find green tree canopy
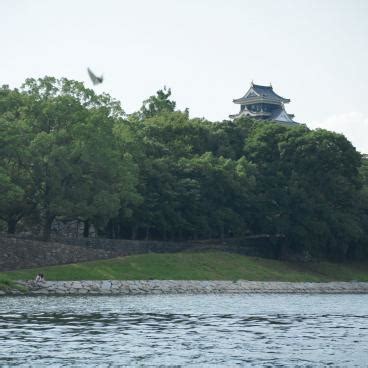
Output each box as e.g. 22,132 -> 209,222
0,78 -> 367,261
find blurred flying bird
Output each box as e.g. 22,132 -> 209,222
87,68 -> 103,85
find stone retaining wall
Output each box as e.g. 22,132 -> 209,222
2,280 -> 368,295
0,235 -> 267,271
0,236 -> 198,271
51,236 -> 195,252
50,236 -> 275,258
0,237 -> 118,271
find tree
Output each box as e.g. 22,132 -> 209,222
244,121 -> 363,259
19,77 -> 138,240
137,87 -> 176,120
177,153 -> 257,240
354,155 -> 368,258
0,87 -> 35,233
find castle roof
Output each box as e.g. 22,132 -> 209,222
229,106 -> 298,124
233,83 -> 290,104
269,107 -> 296,124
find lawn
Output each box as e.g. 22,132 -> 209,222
1,251 -> 368,282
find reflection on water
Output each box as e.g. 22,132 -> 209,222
0,294 -> 367,366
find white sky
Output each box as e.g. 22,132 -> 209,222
1,0 -> 368,152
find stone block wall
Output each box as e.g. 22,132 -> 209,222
4,280 -> 368,296
0,236 -> 201,272
0,235 -> 271,272
0,237 -> 117,272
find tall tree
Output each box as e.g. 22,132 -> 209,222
20,77 -> 137,240
0,86 -> 35,233
244,122 -> 362,259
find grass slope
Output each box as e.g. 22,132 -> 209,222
1,252 -> 368,282
0,277 -> 27,292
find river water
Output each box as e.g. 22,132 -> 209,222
0,294 -> 367,366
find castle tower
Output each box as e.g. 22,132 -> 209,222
230,82 -> 298,124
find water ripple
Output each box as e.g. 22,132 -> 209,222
0,294 -> 367,366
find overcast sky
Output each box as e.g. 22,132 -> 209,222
2,0 -> 368,152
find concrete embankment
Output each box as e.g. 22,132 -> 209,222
1,280 -> 368,295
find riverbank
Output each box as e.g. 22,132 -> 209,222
1,280 -> 368,295
2,252 -> 368,282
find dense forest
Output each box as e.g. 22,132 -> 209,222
1,77 -> 367,260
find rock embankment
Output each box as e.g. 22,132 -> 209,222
1,280 -> 368,295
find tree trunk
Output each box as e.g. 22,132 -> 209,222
178,229 -> 183,242
145,226 -> 150,241
83,220 -> 90,238
276,239 -> 288,260
105,220 -> 113,238
131,225 -> 137,240
113,223 -> 118,239
7,218 -> 17,234
42,214 -> 55,241
220,224 -> 225,242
